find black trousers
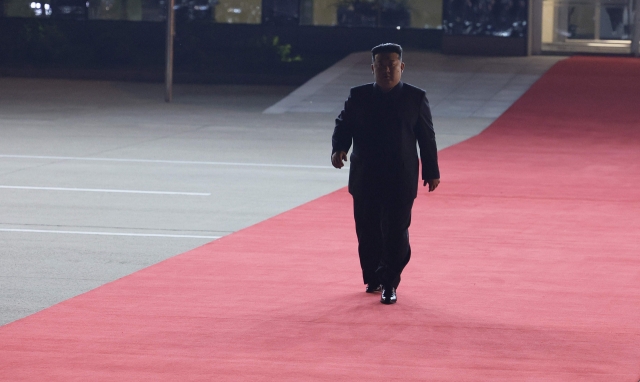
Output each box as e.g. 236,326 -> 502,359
353,196 -> 413,289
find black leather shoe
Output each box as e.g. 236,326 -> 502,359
366,283 -> 382,293
381,286 -> 397,304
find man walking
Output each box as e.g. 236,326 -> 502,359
331,43 -> 440,304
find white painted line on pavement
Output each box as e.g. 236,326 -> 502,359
0,185 -> 210,196
0,155 -> 340,170
0,228 -> 221,239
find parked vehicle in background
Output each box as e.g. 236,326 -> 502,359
174,0 -> 217,22
50,0 -> 89,19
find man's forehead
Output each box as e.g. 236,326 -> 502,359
374,52 -> 401,61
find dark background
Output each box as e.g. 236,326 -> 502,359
0,18 -> 442,84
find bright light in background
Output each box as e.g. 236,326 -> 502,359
31,1 -> 53,15
587,42 -> 630,47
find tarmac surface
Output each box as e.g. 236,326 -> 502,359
0,51 -> 563,326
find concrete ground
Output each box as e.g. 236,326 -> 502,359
0,51 -> 564,326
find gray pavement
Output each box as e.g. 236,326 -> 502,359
267,51 -> 564,148
0,51 -> 564,326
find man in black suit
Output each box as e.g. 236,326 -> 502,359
331,43 -> 440,305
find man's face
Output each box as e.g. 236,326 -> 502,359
372,52 -> 405,92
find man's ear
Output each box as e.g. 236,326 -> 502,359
400,62 -> 405,72
371,63 -> 374,74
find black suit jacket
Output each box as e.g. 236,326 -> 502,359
332,82 -> 440,202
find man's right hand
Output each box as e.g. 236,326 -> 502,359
331,151 -> 348,169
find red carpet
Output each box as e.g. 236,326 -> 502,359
1,56 -> 639,381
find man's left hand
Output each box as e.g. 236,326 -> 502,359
423,179 -> 440,192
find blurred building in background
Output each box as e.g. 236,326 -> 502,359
4,0 -> 444,26
534,0 -> 635,53
1,0 -> 638,55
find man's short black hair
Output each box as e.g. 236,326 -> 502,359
371,43 -> 403,62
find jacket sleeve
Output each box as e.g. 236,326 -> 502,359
415,93 -> 440,180
332,91 -> 354,155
